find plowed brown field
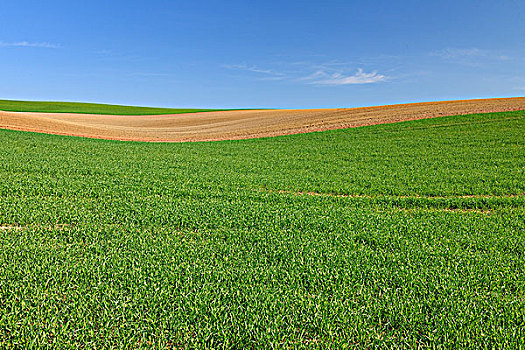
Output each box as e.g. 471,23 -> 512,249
1,97 -> 524,142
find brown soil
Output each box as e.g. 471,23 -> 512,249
1,97 -> 524,142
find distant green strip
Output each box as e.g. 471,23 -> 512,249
0,99 -> 234,115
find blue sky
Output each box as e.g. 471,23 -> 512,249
1,0 -> 524,108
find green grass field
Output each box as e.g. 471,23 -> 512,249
0,99 -> 229,115
0,111 -> 524,348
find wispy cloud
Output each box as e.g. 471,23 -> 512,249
258,76 -> 287,81
0,41 -> 60,48
129,72 -> 170,78
224,62 -> 387,86
431,48 -> 510,62
432,48 -> 485,59
223,64 -> 285,77
306,68 -> 386,85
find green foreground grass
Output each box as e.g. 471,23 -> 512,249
0,111 -> 524,348
0,99 -> 228,115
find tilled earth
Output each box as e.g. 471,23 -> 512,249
1,97 -> 524,142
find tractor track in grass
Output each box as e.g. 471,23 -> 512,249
264,189 -> 525,199
1,97 -> 524,142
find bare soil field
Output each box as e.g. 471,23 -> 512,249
1,97 -> 524,142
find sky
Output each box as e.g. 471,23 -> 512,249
1,0 -> 525,109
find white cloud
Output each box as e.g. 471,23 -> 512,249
224,62 -> 387,86
0,41 -> 60,48
129,72 -> 170,78
431,48 -> 510,62
223,64 -> 284,76
432,48 -> 485,59
309,68 -> 386,85
259,76 -> 287,81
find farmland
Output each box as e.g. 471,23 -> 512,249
1,97 -> 525,142
0,110 -> 524,348
0,99 -> 225,115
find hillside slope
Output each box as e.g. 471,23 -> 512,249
1,97 -> 524,141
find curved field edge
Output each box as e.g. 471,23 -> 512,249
1,97 -> 524,142
0,99 -> 237,115
0,110 -> 524,348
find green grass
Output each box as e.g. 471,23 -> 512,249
0,99 -> 232,115
0,111 -> 524,348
